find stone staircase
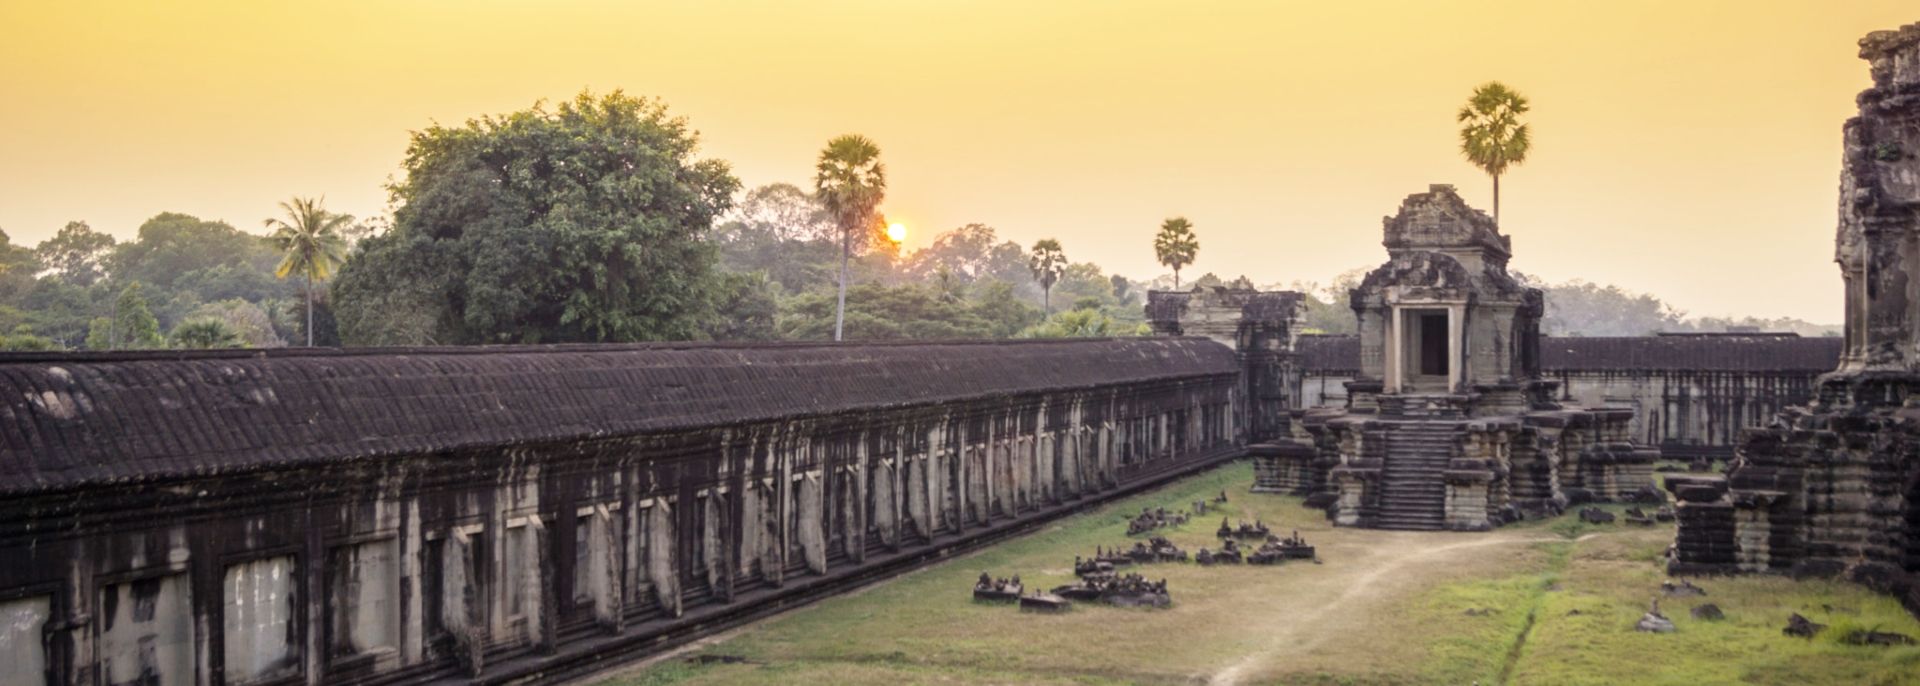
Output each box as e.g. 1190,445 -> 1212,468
1375,421 -> 1457,530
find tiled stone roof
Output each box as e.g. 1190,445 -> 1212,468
0,338 -> 1237,495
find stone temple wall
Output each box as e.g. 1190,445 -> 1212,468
0,339 -> 1245,685
1295,333 -> 1842,460
1669,23 -> 1920,619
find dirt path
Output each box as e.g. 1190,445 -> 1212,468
1205,530 -> 1574,686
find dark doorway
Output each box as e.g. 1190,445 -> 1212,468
1418,312 -> 1449,376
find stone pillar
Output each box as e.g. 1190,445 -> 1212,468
1733,503 -> 1773,573
1387,306 -> 1404,393
1448,304 -> 1464,392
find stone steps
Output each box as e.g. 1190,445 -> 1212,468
1373,421 -> 1457,531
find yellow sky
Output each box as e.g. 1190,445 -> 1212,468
2,1 -> 1912,323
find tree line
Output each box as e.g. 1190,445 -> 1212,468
0,92 -> 1213,351
0,85 -> 1830,351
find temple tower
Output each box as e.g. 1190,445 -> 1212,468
1670,26 -> 1920,617
1347,184 -> 1546,416
1262,185 -> 1656,531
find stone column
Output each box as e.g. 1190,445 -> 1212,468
1447,304 -> 1464,392
1387,306 -> 1403,393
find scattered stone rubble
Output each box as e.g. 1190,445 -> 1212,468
973,572 -> 1023,602
1217,518 -> 1272,540
1660,579 -> 1706,597
1690,604 -> 1725,621
1634,599 -> 1676,633
1126,507 -> 1190,536
1249,531 -> 1317,565
1783,613 -> 1827,639
1196,539 -> 1244,566
1578,507 -> 1615,525
1841,628 -> 1917,646
1052,573 -> 1173,609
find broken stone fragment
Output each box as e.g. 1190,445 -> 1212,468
1783,613 -> 1826,638
1661,579 -> 1707,597
1635,612 -> 1676,633
1690,604 -> 1724,621
1840,629 -> 1916,646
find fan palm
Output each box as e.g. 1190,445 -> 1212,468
1457,82 -> 1532,225
813,135 -> 887,341
1029,239 -> 1067,314
264,196 -> 352,346
1153,217 -> 1200,288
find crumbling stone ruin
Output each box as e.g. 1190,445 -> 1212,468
973,573 -> 1023,602
0,338 -> 1246,684
1217,518 -> 1272,540
1197,185 -> 1660,530
1019,591 -> 1071,613
1668,24 -> 1920,620
1051,573 -> 1172,608
1250,530 -> 1317,565
1125,506 -> 1189,535
1195,540 -> 1244,565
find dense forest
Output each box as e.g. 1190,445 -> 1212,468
0,91 -> 1834,352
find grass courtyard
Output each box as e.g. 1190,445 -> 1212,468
596,461 -> 1920,685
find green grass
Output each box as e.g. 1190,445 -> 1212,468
596,461 -> 1920,686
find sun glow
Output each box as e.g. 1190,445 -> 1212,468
886,222 -> 907,244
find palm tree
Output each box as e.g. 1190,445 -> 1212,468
813,135 -> 887,342
1457,82 -> 1532,225
264,196 -> 352,346
169,318 -> 244,349
1153,217 -> 1200,288
1028,239 -> 1067,315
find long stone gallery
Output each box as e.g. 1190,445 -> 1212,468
4,22 -> 1920,686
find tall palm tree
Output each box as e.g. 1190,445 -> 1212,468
1457,82 -> 1532,225
1153,217 -> 1200,288
813,135 -> 887,341
264,196 -> 352,346
1028,239 -> 1067,315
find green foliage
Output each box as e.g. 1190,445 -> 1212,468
0,228 -> 42,305
705,271 -> 779,341
333,90 -> 740,344
1020,306 -> 1118,338
814,134 -> 887,340
715,184 -> 840,294
777,282 -> 1039,341
34,221 -> 116,286
111,213 -> 288,314
187,299 -> 286,348
1027,239 -> 1067,313
168,318 -> 245,349
1458,81 -> 1532,221
265,196 -> 353,346
814,135 -> 888,253
0,325 -> 58,352
91,282 -> 164,350
1153,217 -> 1200,288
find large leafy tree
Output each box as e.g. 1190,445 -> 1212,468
1457,82 -> 1532,225
813,134 -> 886,342
1153,217 -> 1199,289
1028,239 -> 1067,314
35,221 -> 116,286
332,90 -> 739,344
87,282 -> 163,350
264,197 -> 352,346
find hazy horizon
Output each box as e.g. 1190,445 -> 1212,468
4,0 -> 1914,324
